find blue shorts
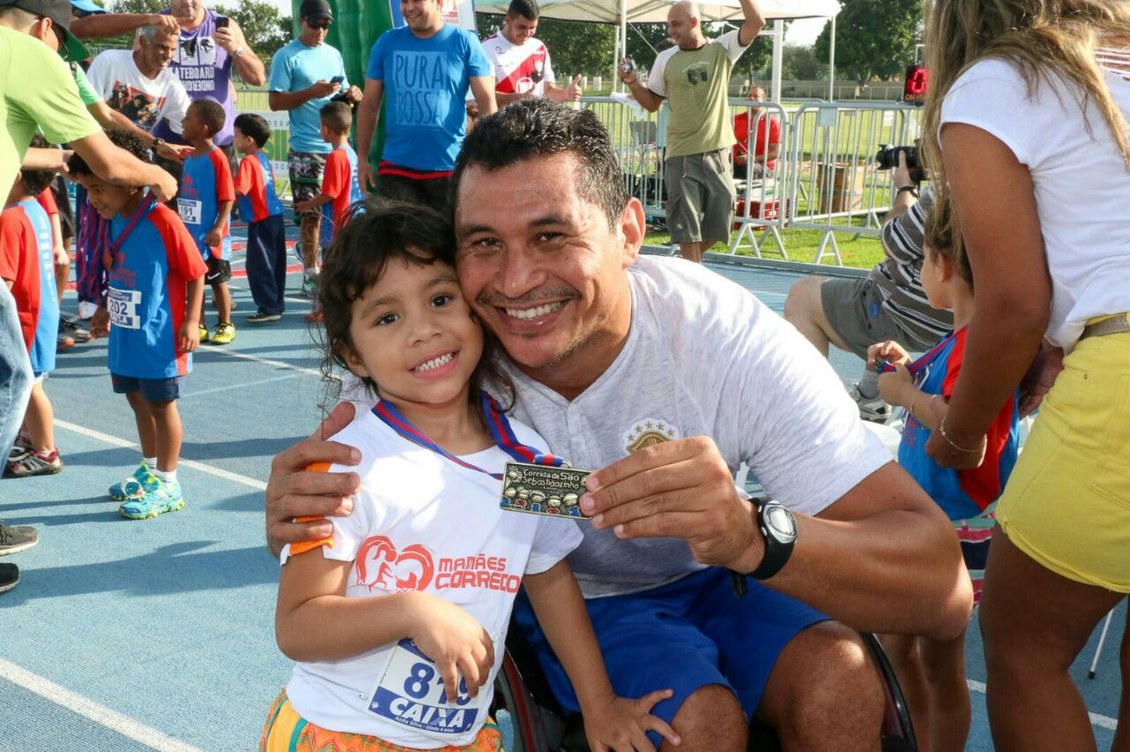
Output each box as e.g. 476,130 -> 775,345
513,568 -> 828,743
111,373 -> 180,402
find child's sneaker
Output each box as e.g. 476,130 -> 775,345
300,273 -> 318,298
119,479 -> 184,520
210,322 -> 236,344
5,448 -> 63,478
7,433 -> 32,462
108,462 -> 158,501
198,323 -> 210,342
849,384 -> 891,424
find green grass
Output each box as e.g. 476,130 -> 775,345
645,224 -> 886,270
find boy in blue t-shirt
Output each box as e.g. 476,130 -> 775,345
233,114 -> 287,324
69,131 -> 207,520
0,163 -> 63,478
179,100 -> 237,345
868,205 -> 1019,752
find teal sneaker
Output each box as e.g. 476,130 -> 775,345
108,462 -> 158,501
119,479 -> 184,520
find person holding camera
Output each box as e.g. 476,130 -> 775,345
783,151 -> 953,422
71,0 -> 266,158
618,0 -> 765,263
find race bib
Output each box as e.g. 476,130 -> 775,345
177,198 -> 202,225
367,638 -> 487,740
107,287 -> 142,329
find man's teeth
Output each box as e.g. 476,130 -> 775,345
415,353 -> 454,372
506,302 -> 562,320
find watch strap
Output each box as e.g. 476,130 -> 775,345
749,500 -> 795,580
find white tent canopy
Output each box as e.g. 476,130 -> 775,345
475,0 -> 841,100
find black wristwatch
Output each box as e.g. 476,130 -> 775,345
749,499 -> 797,580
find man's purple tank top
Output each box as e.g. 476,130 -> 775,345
153,8 -> 235,146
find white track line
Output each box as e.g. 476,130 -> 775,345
182,373 -> 300,398
194,344 -> 323,378
55,420 -> 267,491
0,658 -> 204,752
966,679 -> 1117,730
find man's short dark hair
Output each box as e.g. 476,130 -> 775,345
189,99 -> 225,137
507,0 -> 539,20
234,113 -> 272,148
320,101 -> 352,135
451,99 -> 629,225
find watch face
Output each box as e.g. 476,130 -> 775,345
765,504 -> 797,542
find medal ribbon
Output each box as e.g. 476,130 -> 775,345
101,192 -> 156,271
372,391 -> 566,479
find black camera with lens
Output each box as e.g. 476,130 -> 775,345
875,144 -> 927,183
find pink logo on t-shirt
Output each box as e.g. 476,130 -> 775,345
356,536 -> 435,592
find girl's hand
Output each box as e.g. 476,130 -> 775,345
582,690 -> 681,751
866,340 -> 911,370
178,320 -> 200,353
409,596 -> 495,703
876,361 -> 913,405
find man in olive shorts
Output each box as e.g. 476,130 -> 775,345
617,0 -> 764,262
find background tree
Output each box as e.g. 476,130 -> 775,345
781,44 -> 826,80
813,0 -> 920,84
213,0 -> 290,61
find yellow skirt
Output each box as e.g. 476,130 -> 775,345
995,330 -> 1130,592
260,690 -> 504,752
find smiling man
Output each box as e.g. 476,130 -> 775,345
481,0 -> 581,105
354,0 -> 496,209
266,99 -> 972,752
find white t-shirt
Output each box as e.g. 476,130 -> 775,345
86,49 -> 189,135
941,56 -> 1130,349
481,32 -> 555,97
505,256 -> 892,598
281,407 -> 582,745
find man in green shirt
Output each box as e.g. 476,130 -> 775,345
619,0 -> 764,262
0,0 -> 178,595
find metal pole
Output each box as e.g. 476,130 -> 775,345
828,15 -> 836,101
770,20 -> 783,102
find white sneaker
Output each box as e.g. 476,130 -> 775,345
849,385 -> 891,424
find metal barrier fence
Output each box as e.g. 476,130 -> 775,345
230,87 -> 923,265
785,101 -> 924,264
572,95 -> 925,264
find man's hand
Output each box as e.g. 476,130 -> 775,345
265,402 -> 363,556
617,57 -> 637,85
156,142 -> 193,163
212,24 -> 246,54
308,80 -> 340,99
565,74 -> 583,101
148,169 -> 178,203
149,13 -> 180,35
358,160 -> 375,193
293,199 -> 313,214
579,436 -> 762,573
893,151 -> 915,189
344,85 -> 363,103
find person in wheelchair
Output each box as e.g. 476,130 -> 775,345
260,201 -> 678,752
266,100 -> 973,752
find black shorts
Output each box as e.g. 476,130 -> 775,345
205,257 -> 231,284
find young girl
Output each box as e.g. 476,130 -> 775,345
261,200 -> 678,752
867,208 -> 1018,752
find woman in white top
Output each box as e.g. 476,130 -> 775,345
920,1 -> 1130,749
